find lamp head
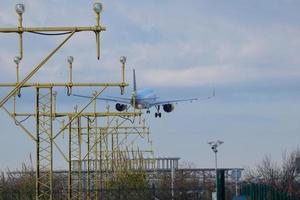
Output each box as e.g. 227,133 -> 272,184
120,56 -> 127,64
93,3 -> 103,14
14,56 -> 21,64
15,3 -> 25,14
67,56 -> 74,64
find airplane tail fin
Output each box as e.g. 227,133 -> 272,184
206,88 -> 215,99
133,69 -> 137,93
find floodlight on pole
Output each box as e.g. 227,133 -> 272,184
120,56 -> 127,64
14,56 -> 21,83
208,140 -> 224,196
93,3 -> 103,60
67,56 -> 74,95
93,3 -> 103,14
15,4 -> 25,15
120,56 -> 127,95
67,56 -> 74,64
15,4 -> 25,59
14,56 -> 21,65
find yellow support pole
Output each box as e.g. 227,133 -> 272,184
35,88 -> 40,200
68,116 -> 72,200
12,111 -> 141,118
17,11 -> 23,60
0,82 -> 128,87
87,117 -> 91,200
35,87 -> 53,200
0,26 -> 106,33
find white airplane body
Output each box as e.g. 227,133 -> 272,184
74,69 -> 214,118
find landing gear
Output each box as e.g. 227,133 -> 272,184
155,113 -> 161,118
155,105 -> 162,118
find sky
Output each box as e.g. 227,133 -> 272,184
0,0 -> 300,171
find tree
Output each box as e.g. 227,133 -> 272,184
245,149 -> 300,197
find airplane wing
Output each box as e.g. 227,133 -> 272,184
151,98 -> 199,106
72,94 -> 132,105
151,89 -> 215,106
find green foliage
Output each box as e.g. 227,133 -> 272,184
104,170 -> 151,200
106,170 -> 148,189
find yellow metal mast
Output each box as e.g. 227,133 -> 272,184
36,87 -> 54,200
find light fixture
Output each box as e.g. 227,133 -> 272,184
14,56 -> 21,64
120,56 -> 127,64
208,140 -> 224,195
93,3 -> 103,14
67,56 -> 74,64
15,3 -> 25,14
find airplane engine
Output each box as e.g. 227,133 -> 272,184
163,104 -> 174,113
115,103 -> 127,112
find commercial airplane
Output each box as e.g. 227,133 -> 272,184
73,69 -> 214,118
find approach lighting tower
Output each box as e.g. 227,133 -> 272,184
0,3 -> 142,200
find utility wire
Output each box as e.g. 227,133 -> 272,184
28,31 -> 74,36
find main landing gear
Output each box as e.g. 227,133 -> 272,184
155,105 -> 162,118
155,113 -> 162,118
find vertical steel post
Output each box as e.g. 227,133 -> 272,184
215,151 -> 218,196
95,12 -> 100,60
36,88 -> 40,200
35,87 -> 53,200
171,166 -> 175,200
87,117 -> 90,200
69,114 -> 82,200
68,116 -> 72,200
216,169 -> 225,200
77,117 -> 82,200
17,12 -> 23,59
50,88 -> 53,200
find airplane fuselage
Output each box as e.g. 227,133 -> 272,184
133,88 -> 158,109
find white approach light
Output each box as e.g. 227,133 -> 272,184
93,3 -> 103,14
120,56 -> 127,64
15,3 -> 25,14
14,56 -> 21,64
67,56 -> 74,64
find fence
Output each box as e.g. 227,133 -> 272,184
240,183 -> 300,200
0,187 -> 209,200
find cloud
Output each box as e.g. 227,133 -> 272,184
1,0 -> 300,89
137,64 -> 300,87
